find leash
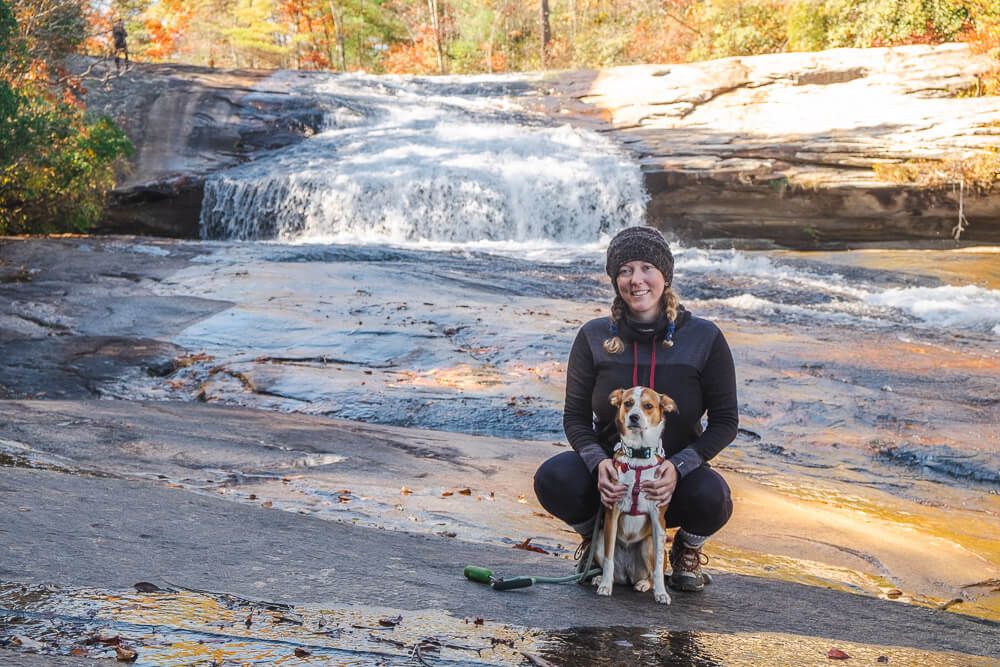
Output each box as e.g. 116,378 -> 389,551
463,511 -> 603,591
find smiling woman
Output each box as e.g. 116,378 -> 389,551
533,225 -> 739,594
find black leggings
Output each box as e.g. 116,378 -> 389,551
533,451 -> 733,537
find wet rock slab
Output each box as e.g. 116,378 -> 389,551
1,429 -> 998,665
0,237 -> 228,400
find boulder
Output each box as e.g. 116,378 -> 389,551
540,44 -> 1000,246
76,58 -> 325,237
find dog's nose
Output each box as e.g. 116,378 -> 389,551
628,413 -> 640,424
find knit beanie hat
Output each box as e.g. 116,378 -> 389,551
605,226 -> 674,290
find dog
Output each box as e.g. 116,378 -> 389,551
593,386 -> 678,604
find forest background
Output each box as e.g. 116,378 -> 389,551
1,0 -> 999,233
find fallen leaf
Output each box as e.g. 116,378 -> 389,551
293,648 -> 311,657
437,530 -> 457,538
474,617 -> 484,625
400,486 -> 412,495
378,615 -> 402,627
513,538 -> 549,554
134,581 -> 162,593
336,489 -> 351,494
248,494 -> 257,500
517,494 -> 527,504
245,611 -> 253,628
338,495 -> 351,503
441,490 -> 454,497
458,488 -> 472,495
877,657 -> 889,663
115,646 -> 138,662
69,647 -> 88,657
827,647 -> 850,660
885,589 -> 902,598
938,598 -> 964,610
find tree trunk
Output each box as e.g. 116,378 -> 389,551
427,0 -> 446,74
328,0 -> 346,71
540,0 -> 551,68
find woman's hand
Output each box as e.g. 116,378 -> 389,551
596,459 -> 627,509
640,461 -> 678,507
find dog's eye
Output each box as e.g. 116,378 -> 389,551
643,403 -> 653,409
624,400 -> 633,408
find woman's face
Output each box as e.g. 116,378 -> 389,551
616,260 -> 666,321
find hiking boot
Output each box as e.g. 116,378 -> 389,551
668,539 -> 709,592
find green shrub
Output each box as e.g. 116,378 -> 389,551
0,0 -> 132,235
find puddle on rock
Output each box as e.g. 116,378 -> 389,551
0,582 -> 533,665
1,582 -> 994,666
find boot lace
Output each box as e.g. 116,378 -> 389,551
672,544 -> 709,572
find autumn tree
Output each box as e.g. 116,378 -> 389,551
1,0 -> 131,233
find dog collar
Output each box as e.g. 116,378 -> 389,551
617,445 -> 653,459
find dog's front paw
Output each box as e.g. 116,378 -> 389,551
596,581 -> 613,597
633,579 -> 652,592
654,590 -> 671,605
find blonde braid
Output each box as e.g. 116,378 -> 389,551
602,295 -> 627,354
662,287 -> 679,348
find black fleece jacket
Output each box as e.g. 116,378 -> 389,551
562,308 -> 739,478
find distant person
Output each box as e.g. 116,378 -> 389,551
533,226 -> 738,593
112,19 -> 129,72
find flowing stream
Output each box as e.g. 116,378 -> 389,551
145,69 -> 1000,526
200,71 -> 646,243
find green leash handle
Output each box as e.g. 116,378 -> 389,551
463,566 -> 493,584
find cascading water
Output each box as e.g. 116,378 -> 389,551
200,72 -> 648,243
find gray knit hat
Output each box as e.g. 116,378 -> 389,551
605,226 -> 674,289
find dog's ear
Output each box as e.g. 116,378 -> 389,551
609,389 -> 624,407
659,394 -> 678,413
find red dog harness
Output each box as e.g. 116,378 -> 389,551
615,451 -> 665,516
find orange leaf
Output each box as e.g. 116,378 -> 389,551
400,486 -> 412,495
513,538 -> 548,554
827,648 -> 850,660
457,488 -> 472,495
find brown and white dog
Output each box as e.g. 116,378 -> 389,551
594,386 -> 678,604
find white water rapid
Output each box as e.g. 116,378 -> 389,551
200,72 -> 647,243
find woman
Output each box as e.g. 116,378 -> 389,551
533,225 -> 738,592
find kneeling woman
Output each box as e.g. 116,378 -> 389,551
534,226 -> 738,592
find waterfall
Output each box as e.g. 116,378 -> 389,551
200,72 -> 648,244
